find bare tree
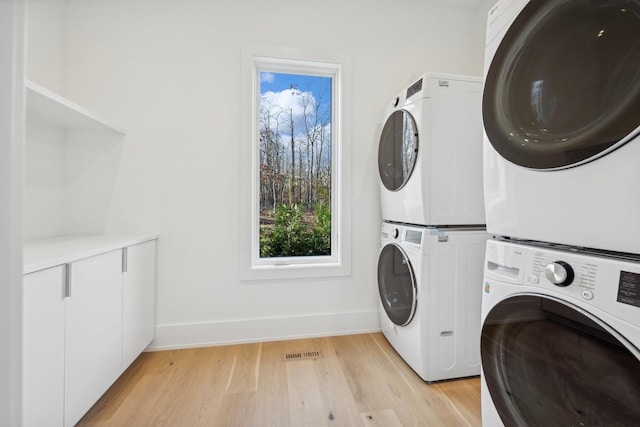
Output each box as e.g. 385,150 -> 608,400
259,97 -> 286,211
259,79 -> 331,212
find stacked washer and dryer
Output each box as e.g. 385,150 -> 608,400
481,0 -> 640,425
376,73 -> 490,382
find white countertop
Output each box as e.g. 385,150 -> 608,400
24,234 -> 159,274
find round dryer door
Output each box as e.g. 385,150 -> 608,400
378,110 -> 419,191
481,295 -> 640,426
483,0 -> 640,170
377,243 -> 417,326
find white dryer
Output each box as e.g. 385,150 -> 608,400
378,73 -> 485,226
481,238 -> 640,426
482,0 -> 640,254
377,221 -> 489,382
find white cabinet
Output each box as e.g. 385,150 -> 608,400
22,235 -> 157,427
22,266 -> 66,427
65,250 -> 124,427
122,240 -> 157,368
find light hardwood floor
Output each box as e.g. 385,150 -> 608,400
78,333 -> 481,426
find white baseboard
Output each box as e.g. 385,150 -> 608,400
148,309 -> 381,351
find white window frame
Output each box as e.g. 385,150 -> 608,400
240,45 -> 351,281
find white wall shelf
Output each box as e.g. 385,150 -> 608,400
26,79 -> 126,135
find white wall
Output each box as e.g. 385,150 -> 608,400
24,1 -> 68,240
26,0 -> 495,349
26,0 -> 67,94
0,1 -> 24,424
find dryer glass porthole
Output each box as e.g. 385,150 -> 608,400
378,110 -> 419,191
483,0 -> 640,170
481,295 -> 640,426
377,243 -> 417,326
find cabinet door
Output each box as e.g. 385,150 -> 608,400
23,266 -> 66,427
64,250 -> 123,427
122,240 -> 157,368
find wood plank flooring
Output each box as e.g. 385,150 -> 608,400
78,333 -> 481,426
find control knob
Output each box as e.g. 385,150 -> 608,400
544,261 -> 574,287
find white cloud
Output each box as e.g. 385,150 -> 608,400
260,89 -> 319,139
260,90 -> 332,168
260,72 -> 276,84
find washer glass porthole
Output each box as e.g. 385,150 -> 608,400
377,243 -> 417,326
378,110 -> 419,191
481,295 -> 640,426
483,0 -> 640,170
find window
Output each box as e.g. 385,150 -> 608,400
258,71 -> 332,258
240,46 -> 351,280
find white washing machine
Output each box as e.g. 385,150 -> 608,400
378,73 -> 485,226
377,221 -> 489,382
482,0 -> 640,254
481,238 -> 640,426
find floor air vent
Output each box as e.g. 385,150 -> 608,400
284,351 -> 321,361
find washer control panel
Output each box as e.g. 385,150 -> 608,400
485,238 -> 640,329
530,251 -> 598,300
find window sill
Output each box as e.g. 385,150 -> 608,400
240,260 -> 351,282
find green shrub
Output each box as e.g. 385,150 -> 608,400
310,203 -> 331,255
260,203 -> 331,257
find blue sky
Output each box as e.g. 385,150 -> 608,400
259,72 -> 332,145
260,72 -> 332,107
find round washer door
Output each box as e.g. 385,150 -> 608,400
377,243 -> 417,326
481,294 -> 640,426
483,0 -> 640,170
378,110 -> 419,191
